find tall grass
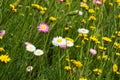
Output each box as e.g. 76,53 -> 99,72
0,0 -> 120,80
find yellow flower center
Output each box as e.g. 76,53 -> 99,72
57,39 -> 62,42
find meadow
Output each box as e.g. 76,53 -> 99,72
0,0 -> 120,80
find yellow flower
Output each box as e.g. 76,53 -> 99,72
75,45 -> 80,48
90,26 -> 96,30
102,55 -> 110,60
49,16 -> 57,21
80,2 -> 89,9
0,36 -> 3,39
10,4 -> 15,9
88,16 -> 96,21
113,64 -> 118,72
81,19 -> 86,24
99,46 -> 107,51
40,10 -> 45,15
116,71 -> 120,75
79,77 -> 87,80
114,42 -> 120,49
102,37 -> 112,42
109,2 -> 113,6
88,9 -> 95,13
72,61 -> 83,68
116,52 -> 120,56
65,37 -> 74,42
64,66 -> 71,70
93,68 -> 102,75
0,47 -> 5,52
0,54 -> 11,63
116,0 -> 120,3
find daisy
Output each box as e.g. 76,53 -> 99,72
52,36 -> 66,46
37,23 -> 49,33
0,30 -> 5,39
93,0 -> 102,5
78,28 -> 89,34
66,40 -> 74,47
34,49 -> 44,56
90,48 -> 97,55
26,44 -> 36,52
26,66 -> 33,72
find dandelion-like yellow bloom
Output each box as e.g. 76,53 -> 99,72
49,16 -> 57,21
102,37 -> 112,42
88,9 -> 95,13
81,19 -> 86,24
79,77 -> 87,80
116,52 -> 120,56
0,54 -> 11,63
64,66 -> 71,70
93,68 -> 102,75
73,61 -> 83,68
99,46 -> 107,51
88,16 -> 96,21
114,42 -> 120,49
0,47 -> 4,52
113,64 -> 118,72
90,26 -> 96,30
116,0 -> 120,3
109,2 -> 113,6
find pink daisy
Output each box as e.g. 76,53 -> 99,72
90,48 -> 97,55
93,0 -> 102,5
37,23 -> 49,33
0,30 -> 5,39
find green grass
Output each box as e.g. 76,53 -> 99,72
0,0 -> 120,80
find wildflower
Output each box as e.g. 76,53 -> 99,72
113,64 -> 118,72
34,49 -> 44,56
78,11 -> 83,15
102,55 -> 110,60
116,52 -> 120,56
49,16 -> 57,21
81,19 -> 86,24
72,61 -> 83,68
88,16 -> 96,21
93,0 -> 102,5
116,0 -> 120,3
88,9 -> 95,13
102,37 -> 112,42
65,37 -> 74,47
59,0 -> 64,2
9,4 -> 17,12
79,77 -> 87,80
90,48 -> 97,55
116,71 -> 120,75
37,23 -> 49,33
90,26 -> 96,30
78,28 -> 89,34
64,66 -> 71,70
80,2 -> 89,9
0,30 -> 5,39
40,10 -> 45,15
0,54 -> 11,63
93,68 -> 102,75
25,42 -> 36,52
26,66 -> 33,72
52,36 -> 66,46
0,47 -> 4,52
109,2 -> 113,6
98,46 -> 107,51
114,42 -> 120,49
75,45 -> 80,48
115,31 -> 120,36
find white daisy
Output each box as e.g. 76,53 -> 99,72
66,40 -> 74,47
78,11 -> 83,15
26,66 -> 33,72
26,44 -> 36,52
34,49 -> 44,56
78,28 -> 89,34
52,36 -> 66,46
